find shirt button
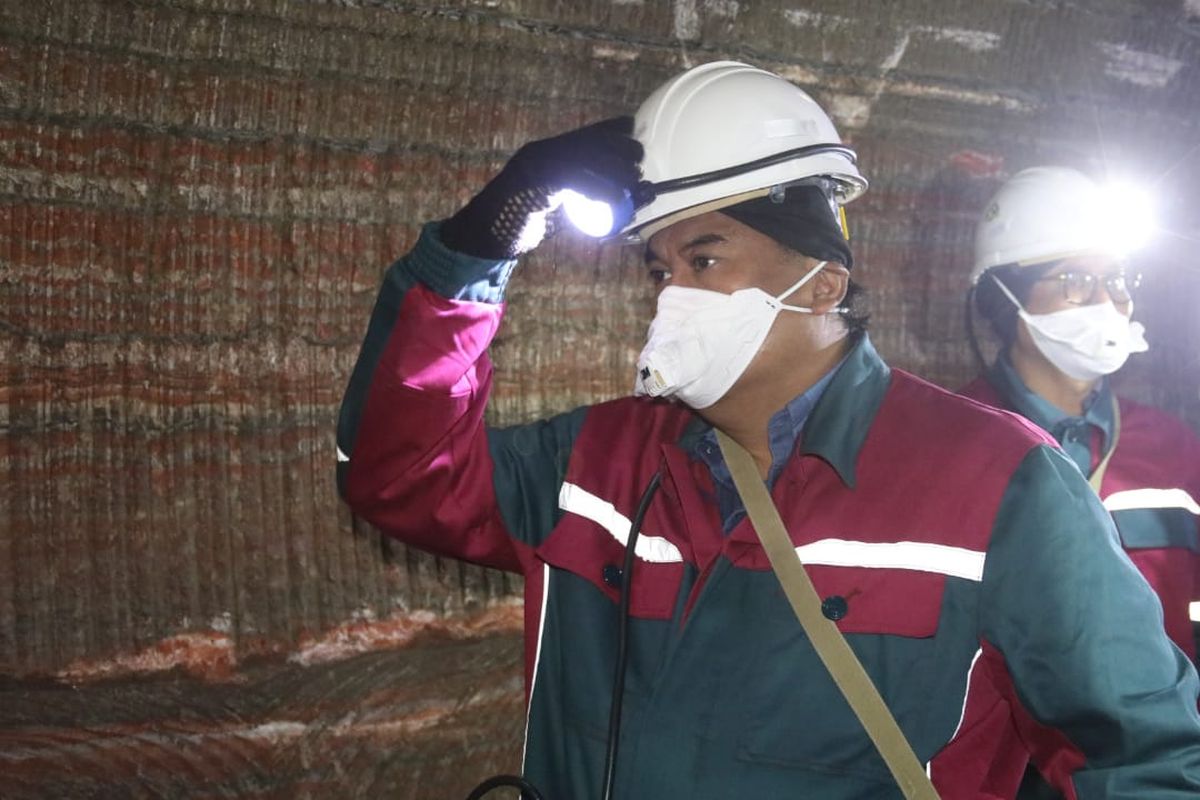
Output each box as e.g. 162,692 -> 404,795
602,564 -> 624,589
821,595 -> 849,621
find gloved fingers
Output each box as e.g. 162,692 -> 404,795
563,116 -> 643,172
441,116 -> 643,257
578,115 -> 634,136
557,159 -> 640,205
538,115 -> 636,151
573,116 -> 643,170
584,133 -> 644,181
513,116 -> 643,194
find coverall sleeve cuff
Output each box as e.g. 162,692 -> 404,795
406,221 -> 517,304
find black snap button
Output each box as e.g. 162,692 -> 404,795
602,564 -> 624,589
821,595 -> 848,621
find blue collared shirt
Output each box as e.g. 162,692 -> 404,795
986,354 -> 1116,476
691,356 -> 847,534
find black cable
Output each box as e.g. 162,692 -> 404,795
601,472 -> 663,800
464,774 -> 547,800
646,143 -> 858,196
464,472 -> 662,800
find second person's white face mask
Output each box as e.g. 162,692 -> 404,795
992,277 -> 1148,382
634,261 -> 837,409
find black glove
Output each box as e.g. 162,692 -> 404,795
440,117 -> 644,259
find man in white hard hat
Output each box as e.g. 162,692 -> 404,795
960,165 -> 1200,798
338,63 -> 1200,799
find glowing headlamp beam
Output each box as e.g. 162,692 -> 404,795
552,186 -> 638,239
559,189 -> 616,238
1090,180 -> 1156,257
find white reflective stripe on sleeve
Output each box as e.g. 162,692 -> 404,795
1103,488 -> 1200,515
522,562 -> 551,770
557,482 -> 683,563
336,446 -> 350,463
795,539 -> 987,581
933,646 -> 983,786
950,648 -> 984,740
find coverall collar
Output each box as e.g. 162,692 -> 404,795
986,352 -> 1115,454
678,334 -> 890,489
798,333 -> 890,487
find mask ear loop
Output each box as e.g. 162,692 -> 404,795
775,261 -> 849,315
989,273 -> 1026,312
991,271 -> 1088,348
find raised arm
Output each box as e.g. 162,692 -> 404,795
336,119 -> 642,573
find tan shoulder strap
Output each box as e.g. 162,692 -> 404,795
1088,395 -> 1121,494
716,430 -> 940,800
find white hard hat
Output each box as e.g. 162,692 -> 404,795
971,166 -> 1154,283
622,61 -> 867,242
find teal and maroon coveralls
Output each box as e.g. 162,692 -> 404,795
338,224 -> 1200,799
961,360 -> 1200,662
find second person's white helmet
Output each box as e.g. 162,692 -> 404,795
971,166 -> 1155,283
622,61 -> 867,241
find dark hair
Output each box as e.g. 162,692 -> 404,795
842,279 -> 870,339
967,261 -> 1058,368
972,262 -> 1056,346
777,242 -> 869,338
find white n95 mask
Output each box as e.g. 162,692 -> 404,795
635,261 -> 837,409
992,277 -> 1148,382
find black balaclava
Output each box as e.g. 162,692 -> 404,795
719,184 -> 853,269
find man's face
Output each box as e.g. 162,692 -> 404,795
639,210 -> 850,406
1021,253 -> 1137,318
643,210 -> 835,301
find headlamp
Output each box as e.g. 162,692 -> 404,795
556,185 -> 641,239
560,144 -> 858,241
1091,180 -> 1155,257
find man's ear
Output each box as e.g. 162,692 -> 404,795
810,264 -> 850,314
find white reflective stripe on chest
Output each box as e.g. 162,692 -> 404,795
1103,488 -> 1200,515
558,481 -> 988,577
796,539 -> 987,581
557,482 -> 684,563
